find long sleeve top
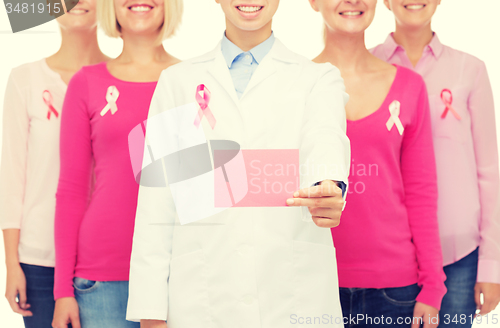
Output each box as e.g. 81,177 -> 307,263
372,34 -> 500,284
0,59 -> 67,267
54,62 -> 156,299
331,65 -> 447,310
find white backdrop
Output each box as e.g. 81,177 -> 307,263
1,0 -> 499,326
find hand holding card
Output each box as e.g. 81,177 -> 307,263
286,180 -> 344,228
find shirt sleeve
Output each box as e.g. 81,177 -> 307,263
126,70 -> 176,322
401,78 -> 447,310
299,64 -> 350,221
469,61 -> 500,284
0,70 -> 28,231
299,64 -> 350,190
54,69 -> 93,300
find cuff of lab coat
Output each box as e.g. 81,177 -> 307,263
126,309 -> 168,323
302,179 -> 348,222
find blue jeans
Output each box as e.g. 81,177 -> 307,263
20,263 -> 55,328
438,248 -> 479,328
340,283 -> 421,328
73,277 -> 140,328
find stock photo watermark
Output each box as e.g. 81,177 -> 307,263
289,313 -> 500,326
3,0 -> 76,32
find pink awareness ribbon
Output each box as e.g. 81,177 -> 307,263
43,90 -> 59,120
100,86 -> 120,116
194,84 -> 216,129
440,89 -> 461,120
386,100 -> 404,135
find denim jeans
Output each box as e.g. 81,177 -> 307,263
73,277 -> 140,328
340,283 -> 421,328
20,263 -> 55,328
438,248 -> 479,328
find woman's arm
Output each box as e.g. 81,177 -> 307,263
401,77 -> 447,310
3,229 -> 32,316
52,68 -> 93,328
0,69 -> 32,316
54,69 -> 93,300
469,61 -> 500,315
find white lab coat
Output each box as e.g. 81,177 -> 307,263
126,38 -> 350,328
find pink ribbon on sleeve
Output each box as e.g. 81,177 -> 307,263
43,90 -> 59,120
440,89 -> 461,120
194,84 -> 216,129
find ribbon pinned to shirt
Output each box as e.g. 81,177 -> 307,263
100,86 -> 120,117
43,90 -> 59,120
440,89 -> 461,120
386,100 -> 404,135
194,84 -> 216,129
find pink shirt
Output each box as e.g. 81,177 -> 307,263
54,62 -> 156,299
332,66 -> 447,310
0,59 -> 66,267
372,34 -> 500,284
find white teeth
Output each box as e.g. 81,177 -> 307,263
237,6 -> 262,13
130,6 -> 152,12
405,4 -> 425,10
340,11 -> 362,16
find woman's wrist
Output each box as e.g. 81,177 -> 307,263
5,258 -> 21,270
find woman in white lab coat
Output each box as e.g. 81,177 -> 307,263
126,1 -> 351,328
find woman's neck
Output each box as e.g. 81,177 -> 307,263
317,29 -> 372,74
117,32 -> 169,64
225,21 -> 273,52
49,26 -> 108,70
392,23 -> 434,67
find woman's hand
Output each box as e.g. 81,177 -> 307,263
287,180 -> 344,228
140,320 -> 168,328
52,297 -> 81,328
5,262 -> 32,316
412,302 -> 439,328
475,282 -> 500,316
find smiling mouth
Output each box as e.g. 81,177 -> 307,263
339,11 -> 364,16
237,6 -> 264,13
68,8 -> 88,14
128,5 -> 153,12
405,4 -> 426,10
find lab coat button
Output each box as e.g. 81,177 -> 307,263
242,295 -> 254,305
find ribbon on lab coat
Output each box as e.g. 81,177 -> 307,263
194,84 -> 216,129
100,86 -> 120,116
440,89 -> 461,120
43,90 -> 59,120
386,100 -> 404,135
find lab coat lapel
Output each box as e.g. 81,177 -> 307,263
241,53 -> 277,99
206,45 -> 240,107
241,39 -> 298,100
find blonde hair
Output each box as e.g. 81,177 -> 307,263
97,0 -> 183,45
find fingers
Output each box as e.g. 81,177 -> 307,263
411,307 -> 424,328
312,216 -> 340,228
478,293 -> 499,316
18,285 -> 28,310
71,314 -> 82,328
287,196 -> 344,209
293,181 -> 342,199
5,292 -> 32,316
309,207 -> 336,218
474,284 -> 482,314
